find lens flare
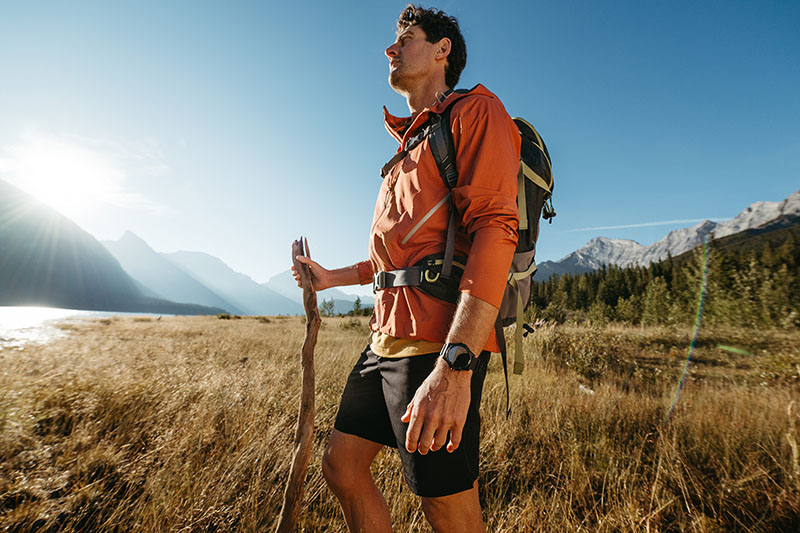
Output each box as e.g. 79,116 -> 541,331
716,344 -> 752,356
664,239 -> 710,423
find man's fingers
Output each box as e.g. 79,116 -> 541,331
416,415 -> 439,455
430,426 -> 449,452
400,402 -> 413,423
294,256 -> 314,274
446,424 -> 463,453
293,256 -> 320,287
404,421 -> 421,454
290,266 -> 302,287
403,403 -> 422,453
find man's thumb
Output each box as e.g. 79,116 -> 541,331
401,402 -> 413,423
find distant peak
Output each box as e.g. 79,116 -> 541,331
779,189 -> 800,214
586,236 -> 640,246
120,230 -> 144,242
117,231 -> 152,249
692,219 -> 717,230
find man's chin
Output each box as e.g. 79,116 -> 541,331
388,71 -> 409,92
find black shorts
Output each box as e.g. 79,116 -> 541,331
333,345 -> 490,498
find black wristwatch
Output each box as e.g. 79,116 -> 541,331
440,342 -> 479,371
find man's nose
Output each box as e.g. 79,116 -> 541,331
385,42 -> 399,58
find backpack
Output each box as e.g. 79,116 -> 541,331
376,89 -> 555,413
496,116 -> 555,371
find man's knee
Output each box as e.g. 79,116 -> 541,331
420,482 -> 484,533
321,431 -> 380,495
421,497 -> 459,532
321,446 -> 350,492
420,497 -> 446,529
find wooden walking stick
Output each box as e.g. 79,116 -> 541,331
276,237 -> 321,533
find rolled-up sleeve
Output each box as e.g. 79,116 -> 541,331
356,260 -> 374,286
450,96 -> 521,308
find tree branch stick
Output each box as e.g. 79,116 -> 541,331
276,237 -> 320,533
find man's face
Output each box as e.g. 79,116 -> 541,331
385,25 -> 440,92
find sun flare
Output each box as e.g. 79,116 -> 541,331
0,135 -> 125,218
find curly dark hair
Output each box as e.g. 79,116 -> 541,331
396,4 -> 467,89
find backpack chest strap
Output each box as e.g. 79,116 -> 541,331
380,121 -> 439,178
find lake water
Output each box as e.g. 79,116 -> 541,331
0,306 -> 162,349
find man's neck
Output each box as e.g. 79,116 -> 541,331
404,76 -> 450,120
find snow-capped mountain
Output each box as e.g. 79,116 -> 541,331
713,190 -> 800,239
535,189 -> 800,280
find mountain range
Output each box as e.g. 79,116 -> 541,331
2,175 -> 797,314
102,231 -> 238,311
0,179 -> 224,315
160,250 -> 301,315
99,233 -> 371,316
535,189 -> 800,280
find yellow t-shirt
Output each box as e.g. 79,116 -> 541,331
369,330 -> 443,358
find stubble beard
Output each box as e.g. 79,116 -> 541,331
388,67 -> 409,94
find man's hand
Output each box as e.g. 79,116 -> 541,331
292,256 -> 333,291
401,358 -> 472,455
400,293 -> 499,455
292,257 -> 365,292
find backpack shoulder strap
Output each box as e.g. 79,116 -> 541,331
427,100 -> 460,279
427,90 -> 473,279
428,102 -> 459,189
428,88 -> 474,188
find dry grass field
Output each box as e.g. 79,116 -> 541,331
1,315 -> 799,532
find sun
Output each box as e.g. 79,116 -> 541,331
0,134 -> 124,219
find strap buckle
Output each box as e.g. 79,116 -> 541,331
373,271 -> 386,293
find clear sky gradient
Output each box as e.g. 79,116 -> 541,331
1,1 -> 798,297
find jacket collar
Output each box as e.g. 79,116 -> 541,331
383,84 -> 491,146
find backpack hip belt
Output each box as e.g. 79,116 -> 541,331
373,254 -> 466,304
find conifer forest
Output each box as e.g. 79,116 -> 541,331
530,227 -> 799,329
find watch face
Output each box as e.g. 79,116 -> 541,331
444,344 -> 473,370
453,349 -> 472,369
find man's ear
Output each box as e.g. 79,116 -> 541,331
435,37 -> 451,61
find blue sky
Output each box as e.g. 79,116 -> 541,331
1,0 -> 798,297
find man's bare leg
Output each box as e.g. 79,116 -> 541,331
322,429 -> 392,533
421,480 -> 485,533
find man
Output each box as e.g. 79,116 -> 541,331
292,5 -> 520,532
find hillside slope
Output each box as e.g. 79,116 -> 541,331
0,180 -> 223,315
165,251 -> 302,315
103,232 -> 239,313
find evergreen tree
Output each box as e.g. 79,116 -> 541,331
320,298 -> 336,317
642,275 -> 670,325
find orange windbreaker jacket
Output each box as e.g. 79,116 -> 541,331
356,84 -> 520,353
